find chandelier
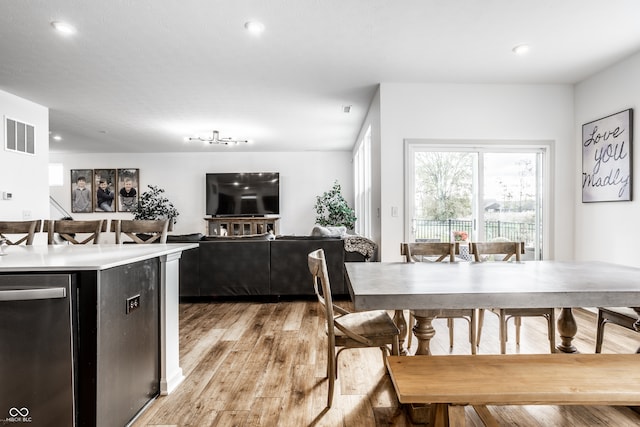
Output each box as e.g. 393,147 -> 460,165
185,130 -> 249,145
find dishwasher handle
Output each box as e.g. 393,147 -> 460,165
0,287 -> 67,301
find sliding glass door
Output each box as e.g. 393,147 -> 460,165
406,143 -> 545,260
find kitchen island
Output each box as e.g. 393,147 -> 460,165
0,243 -> 197,427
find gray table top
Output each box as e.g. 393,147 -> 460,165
345,261 -> 640,311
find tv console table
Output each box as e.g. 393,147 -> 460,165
205,216 -> 280,236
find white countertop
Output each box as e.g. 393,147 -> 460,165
0,243 -> 198,272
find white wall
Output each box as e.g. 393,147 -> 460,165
574,52 -> 640,267
49,151 -> 353,238
0,90 -> 49,221
375,83 -> 575,261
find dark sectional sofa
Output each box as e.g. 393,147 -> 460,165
171,234 -> 370,299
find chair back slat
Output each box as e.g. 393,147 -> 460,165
471,241 -> 523,262
45,219 -> 104,244
112,219 -> 169,244
0,220 -> 41,245
308,249 -> 336,337
401,242 -> 455,263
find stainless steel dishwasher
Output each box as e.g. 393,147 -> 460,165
0,274 -> 75,427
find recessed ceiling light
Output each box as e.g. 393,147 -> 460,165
512,44 -> 530,55
51,21 -> 76,35
244,21 -> 265,35
52,135 -> 62,141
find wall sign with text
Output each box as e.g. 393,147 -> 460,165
582,108 -> 633,202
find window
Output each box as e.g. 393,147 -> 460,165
405,141 -> 550,260
354,126 -> 372,237
5,116 -> 35,155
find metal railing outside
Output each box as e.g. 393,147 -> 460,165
414,219 -> 536,245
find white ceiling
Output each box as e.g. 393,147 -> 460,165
2,0 -> 640,154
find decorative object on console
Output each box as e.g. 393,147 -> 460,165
452,230 -> 468,242
186,130 -> 249,146
133,185 -> 179,229
314,180 -> 356,230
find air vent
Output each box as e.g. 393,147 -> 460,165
5,116 -> 35,155
343,105 -> 352,114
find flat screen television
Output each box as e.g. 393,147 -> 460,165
206,172 -> 280,217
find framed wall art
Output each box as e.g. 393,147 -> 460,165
70,169 -> 94,213
94,168 -> 116,212
582,108 -> 633,202
117,168 -> 140,212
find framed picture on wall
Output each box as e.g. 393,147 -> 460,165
582,108 -> 633,202
70,169 -> 93,213
93,168 -> 116,212
117,168 -> 140,212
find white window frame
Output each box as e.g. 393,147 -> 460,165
404,139 -> 554,260
354,126 -> 372,237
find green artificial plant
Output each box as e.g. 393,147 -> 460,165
133,185 -> 179,227
314,180 -> 356,230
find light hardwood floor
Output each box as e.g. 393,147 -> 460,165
132,301 -> 640,426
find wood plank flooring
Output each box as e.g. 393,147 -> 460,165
132,302 -> 640,426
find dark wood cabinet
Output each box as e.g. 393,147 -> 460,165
204,216 -> 280,236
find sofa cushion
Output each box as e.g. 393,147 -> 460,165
201,233 -> 272,241
276,235 -> 342,241
166,233 -> 204,242
311,225 -> 347,237
198,240 -> 271,296
270,238 -> 346,296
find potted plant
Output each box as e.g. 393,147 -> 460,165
133,185 -> 179,230
314,180 -> 356,230
452,230 -> 468,242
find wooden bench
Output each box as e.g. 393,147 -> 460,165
386,354 -> 640,427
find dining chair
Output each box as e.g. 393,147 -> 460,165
45,219 -> 104,244
0,220 -> 42,245
472,241 -> 556,354
112,219 -> 169,244
401,242 -> 477,354
595,307 -> 640,353
308,248 -> 399,408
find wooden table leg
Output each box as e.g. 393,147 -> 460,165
633,308 -> 640,354
412,311 -> 437,355
556,307 -> 578,353
473,405 -> 500,427
429,403 -> 450,427
448,405 -> 466,427
393,309 -> 408,356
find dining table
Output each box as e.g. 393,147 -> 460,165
345,260 -> 640,355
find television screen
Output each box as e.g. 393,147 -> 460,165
206,172 -> 280,216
